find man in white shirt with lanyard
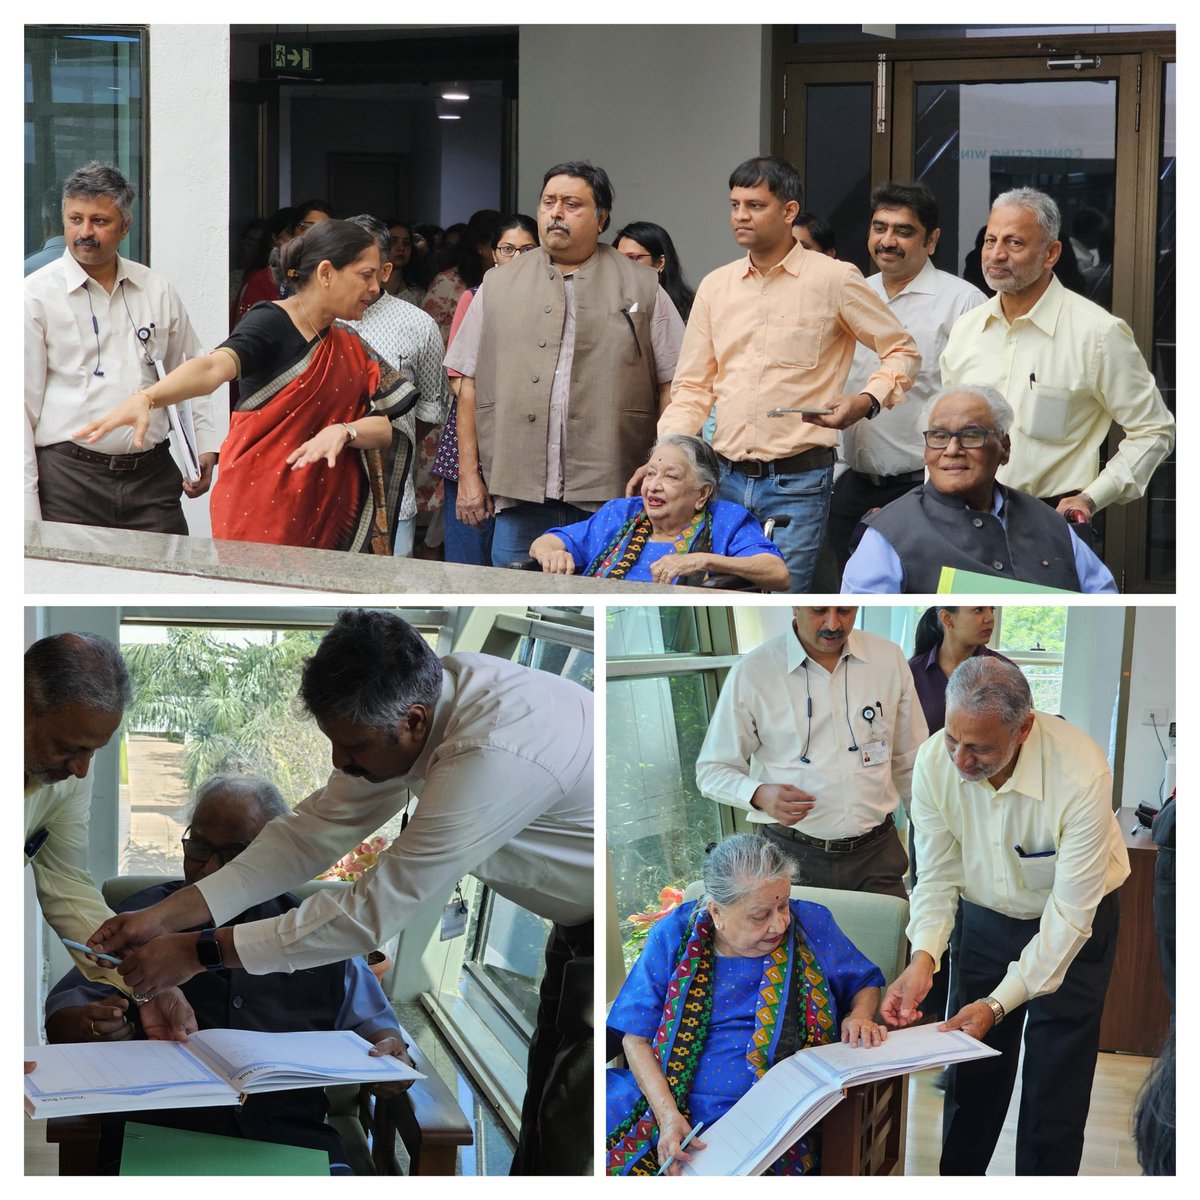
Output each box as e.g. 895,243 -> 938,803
828,181 -> 987,573
696,607 -> 928,899
882,656 -> 1129,1175
88,608 -> 594,1175
24,161 -> 220,532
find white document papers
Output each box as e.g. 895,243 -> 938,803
680,1025 -> 1000,1176
153,356 -> 202,481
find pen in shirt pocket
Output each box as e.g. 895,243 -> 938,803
1014,844 -> 1055,858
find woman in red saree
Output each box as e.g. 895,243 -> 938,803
75,220 -> 412,551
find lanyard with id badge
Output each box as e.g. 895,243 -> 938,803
853,703 -> 890,769
395,795 -> 470,941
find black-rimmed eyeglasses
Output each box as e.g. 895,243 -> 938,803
495,243 -> 537,258
922,426 -> 996,450
181,826 -> 250,866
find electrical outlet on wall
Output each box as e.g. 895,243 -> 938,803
1141,705 -> 1170,728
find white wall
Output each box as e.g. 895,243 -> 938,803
518,25 -> 770,282
149,25 -> 232,538
1122,606 -> 1177,807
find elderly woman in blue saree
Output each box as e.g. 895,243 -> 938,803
606,835 -> 886,1176
528,435 -> 788,589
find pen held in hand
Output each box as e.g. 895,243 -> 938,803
657,1120 -> 706,1175
62,937 -> 122,966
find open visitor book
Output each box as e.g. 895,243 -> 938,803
24,1028 -> 423,1119
680,1024 -> 1000,1176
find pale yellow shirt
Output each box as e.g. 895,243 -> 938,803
25,772 -> 126,991
939,275 -> 1174,510
907,713 -> 1130,1014
659,240 -> 920,461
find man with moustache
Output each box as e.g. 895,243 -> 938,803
444,160 -> 684,567
24,161 -> 220,532
653,156 -> 920,591
940,187 -> 1173,527
828,182 -> 986,572
695,607 -> 927,898
883,657 -> 1129,1175
25,631 -> 196,1039
88,609 -> 594,1174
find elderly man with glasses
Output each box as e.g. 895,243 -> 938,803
44,772 -> 414,1173
841,385 -> 1117,593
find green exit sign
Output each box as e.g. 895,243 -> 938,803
271,42 -> 314,72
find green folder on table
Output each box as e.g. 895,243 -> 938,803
937,566 -> 1073,595
120,1122 -> 328,1175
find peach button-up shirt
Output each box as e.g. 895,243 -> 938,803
659,240 -> 920,462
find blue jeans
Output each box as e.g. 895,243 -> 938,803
491,499 -> 591,569
441,477 -> 494,566
716,461 -> 833,591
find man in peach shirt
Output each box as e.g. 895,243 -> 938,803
653,156 -> 920,590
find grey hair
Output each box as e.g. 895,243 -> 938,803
189,773 -> 289,825
300,609 -> 443,729
649,434 -> 719,491
945,657 -> 1032,730
927,385 -> 1014,437
992,187 -> 1061,244
702,834 -> 795,909
347,213 -> 391,261
62,161 -> 135,223
25,632 -> 132,717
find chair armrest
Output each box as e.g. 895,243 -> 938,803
44,1115 -> 102,1175
507,558 -> 543,572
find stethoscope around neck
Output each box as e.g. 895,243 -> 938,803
798,658 -> 882,762
85,279 -> 155,376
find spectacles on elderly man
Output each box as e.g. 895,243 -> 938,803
922,426 -> 996,450
181,826 -> 250,866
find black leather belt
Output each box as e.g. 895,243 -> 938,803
42,439 -> 171,472
851,468 -> 924,489
719,446 -> 835,478
767,812 -> 895,854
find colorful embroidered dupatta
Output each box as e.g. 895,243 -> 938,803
211,324 -> 411,551
606,905 -> 836,1176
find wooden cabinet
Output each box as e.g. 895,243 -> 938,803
1097,808 -> 1172,1057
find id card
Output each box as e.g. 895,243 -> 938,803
860,738 -> 890,767
440,899 -> 469,941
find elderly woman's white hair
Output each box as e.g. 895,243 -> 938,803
701,834 -> 796,909
925,385 -> 1015,438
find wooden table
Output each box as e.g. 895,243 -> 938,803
1097,807 -> 1171,1056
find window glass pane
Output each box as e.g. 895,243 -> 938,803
607,605 -> 702,657
995,606 -> 1067,712
471,894 -> 549,1031
25,27 -> 145,263
608,672 -> 724,970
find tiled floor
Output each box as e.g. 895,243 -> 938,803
902,1050 -> 1152,1175
25,999 -> 515,1177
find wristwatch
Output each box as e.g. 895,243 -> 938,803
980,995 -> 1005,1026
863,395 -> 882,420
341,422 -> 358,442
196,928 -> 224,972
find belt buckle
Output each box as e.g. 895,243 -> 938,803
108,453 -> 140,472
743,459 -> 766,479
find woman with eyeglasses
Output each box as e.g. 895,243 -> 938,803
613,220 -> 695,323
75,220 -> 416,552
433,213 -> 539,564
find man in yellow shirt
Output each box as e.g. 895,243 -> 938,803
654,155 -> 920,590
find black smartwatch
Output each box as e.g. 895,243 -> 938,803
863,395 -> 882,420
196,927 -> 224,972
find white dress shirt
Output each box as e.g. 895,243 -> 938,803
24,251 -> 220,521
25,771 -> 124,990
196,654 -> 594,975
939,274 -> 1174,510
342,294 -> 451,521
842,260 -> 987,475
695,627 -> 929,840
907,713 -> 1130,1014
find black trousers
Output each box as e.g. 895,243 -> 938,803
35,441 -> 188,535
510,918 -> 593,1175
759,819 -> 909,899
827,469 -> 923,575
940,890 -> 1120,1176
